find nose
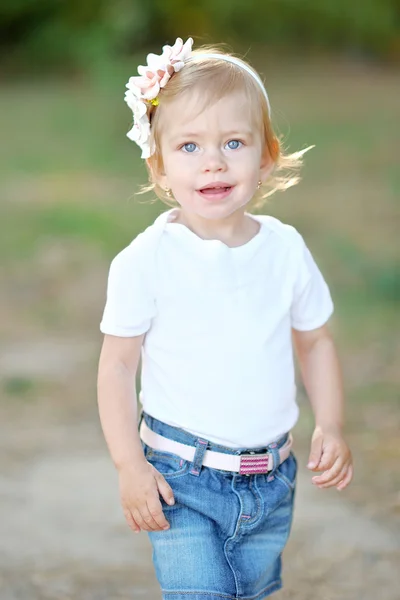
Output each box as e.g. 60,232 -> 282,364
202,148 -> 227,173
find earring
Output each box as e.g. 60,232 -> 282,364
257,180 -> 262,190
165,188 -> 172,198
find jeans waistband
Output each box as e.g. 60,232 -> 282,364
141,412 -> 289,456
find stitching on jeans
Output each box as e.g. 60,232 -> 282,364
274,470 -> 296,491
163,592 -> 234,598
221,477 -> 242,596
161,579 -> 282,599
248,477 -> 262,524
274,455 -> 297,491
243,579 -> 282,599
147,454 -> 189,478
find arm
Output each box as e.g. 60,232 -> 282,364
97,334 -> 175,532
98,334 -> 146,469
292,324 -> 353,490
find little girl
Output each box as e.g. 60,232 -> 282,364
97,38 -> 353,600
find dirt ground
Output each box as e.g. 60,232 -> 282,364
0,339 -> 399,600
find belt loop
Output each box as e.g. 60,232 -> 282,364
190,438 -> 209,477
268,443 -> 280,475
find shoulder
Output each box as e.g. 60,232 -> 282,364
110,211 -> 170,270
256,215 -> 305,249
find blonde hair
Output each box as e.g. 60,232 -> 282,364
141,46 -> 310,210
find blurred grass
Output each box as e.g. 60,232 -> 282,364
1,58 -> 399,327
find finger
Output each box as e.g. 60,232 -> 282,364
147,500 -> 170,530
156,473 -> 175,507
307,434 -> 323,470
141,509 -> 163,531
132,507 -> 159,532
315,465 -> 348,488
336,464 -> 353,491
123,508 -> 141,533
315,447 -> 338,471
312,457 -> 342,485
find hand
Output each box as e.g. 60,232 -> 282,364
307,425 -> 353,490
118,459 -> 175,533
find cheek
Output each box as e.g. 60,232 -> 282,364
231,150 -> 260,177
165,156 -> 196,184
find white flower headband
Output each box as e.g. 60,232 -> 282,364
124,37 -> 271,159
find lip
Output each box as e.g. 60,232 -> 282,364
197,182 -> 233,191
196,183 -> 235,202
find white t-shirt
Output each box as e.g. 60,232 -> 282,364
100,209 -> 334,448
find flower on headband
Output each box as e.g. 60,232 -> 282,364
161,37 -> 194,72
125,90 -> 152,157
124,37 -> 193,158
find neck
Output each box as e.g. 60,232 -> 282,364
171,208 -> 260,248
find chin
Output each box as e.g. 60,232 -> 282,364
202,203 -> 248,218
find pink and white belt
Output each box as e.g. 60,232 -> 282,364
139,420 -> 293,475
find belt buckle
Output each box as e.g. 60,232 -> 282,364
239,452 -> 270,475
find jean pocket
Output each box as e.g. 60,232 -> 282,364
274,452 -> 297,492
144,445 -> 190,479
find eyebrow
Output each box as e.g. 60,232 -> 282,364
170,130 -> 254,142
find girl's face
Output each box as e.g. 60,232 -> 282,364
153,90 -> 272,222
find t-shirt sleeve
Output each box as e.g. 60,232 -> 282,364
100,242 -> 157,337
290,233 -> 334,331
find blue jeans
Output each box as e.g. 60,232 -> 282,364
141,412 -> 297,600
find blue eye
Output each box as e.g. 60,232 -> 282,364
226,139 -> 242,150
182,142 -> 198,153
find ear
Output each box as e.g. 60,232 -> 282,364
145,158 -> 169,190
259,144 -> 274,182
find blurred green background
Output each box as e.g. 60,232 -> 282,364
1,2 -> 399,598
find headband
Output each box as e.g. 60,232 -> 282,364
192,53 -> 271,115
124,37 -> 271,159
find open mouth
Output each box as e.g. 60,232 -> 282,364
199,186 -> 232,194
197,185 -> 234,200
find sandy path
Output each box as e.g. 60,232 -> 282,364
0,418 -> 399,600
